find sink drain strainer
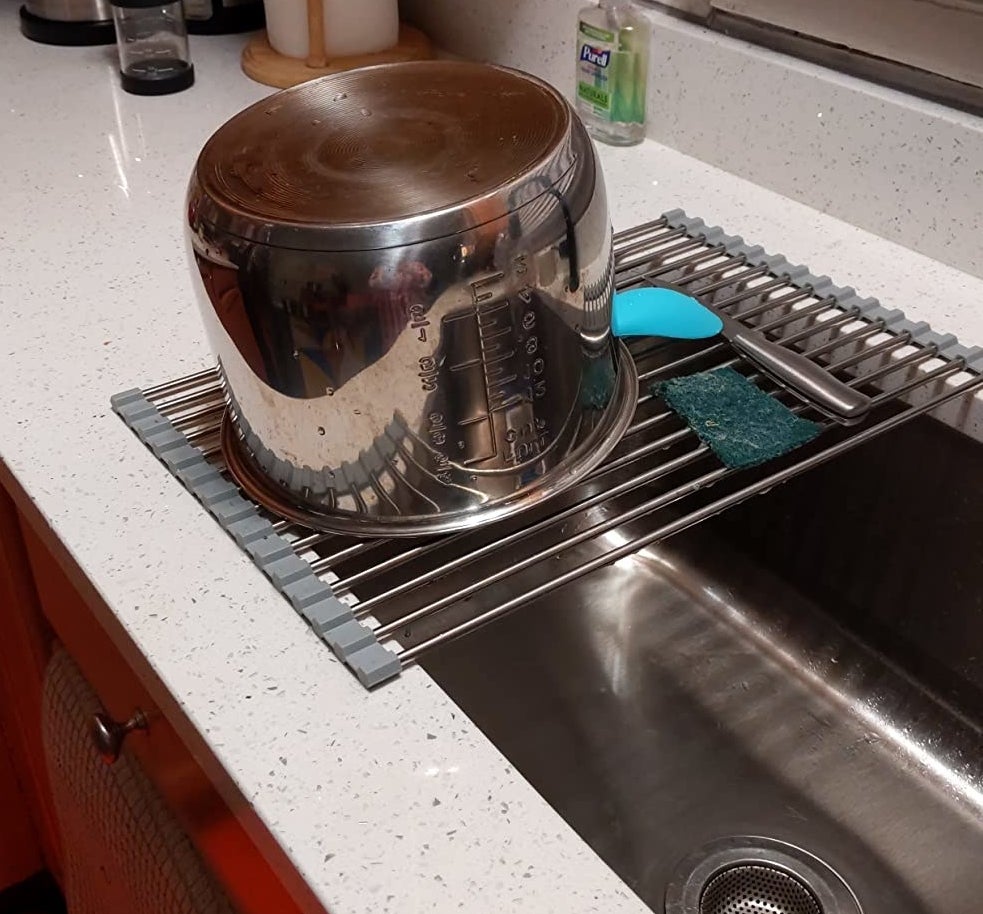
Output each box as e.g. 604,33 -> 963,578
700,864 -> 821,914
665,837 -> 862,914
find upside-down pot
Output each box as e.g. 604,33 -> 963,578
187,60 -> 638,535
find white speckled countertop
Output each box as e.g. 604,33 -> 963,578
3,7 -> 983,914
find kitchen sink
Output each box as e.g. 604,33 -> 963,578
421,415 -> 983,914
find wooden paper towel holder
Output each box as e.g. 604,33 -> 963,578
242,0 -> 433,90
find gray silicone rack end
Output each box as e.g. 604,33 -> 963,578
109,388 -> 402,689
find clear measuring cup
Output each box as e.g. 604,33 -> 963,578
110,0 -> 195,95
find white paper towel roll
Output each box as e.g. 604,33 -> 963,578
265,0 -> 399,60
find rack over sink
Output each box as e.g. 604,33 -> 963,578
112,209 -> 983,688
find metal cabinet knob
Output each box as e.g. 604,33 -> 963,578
91,710 -> 148,764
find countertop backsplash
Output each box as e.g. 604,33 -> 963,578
400,0 -> 580,89
402,1 -> 983,280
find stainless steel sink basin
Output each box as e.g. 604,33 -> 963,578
420,416 -> 983,914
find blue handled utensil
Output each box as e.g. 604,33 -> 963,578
612,286 -> 724,339
611,286 -> 871,425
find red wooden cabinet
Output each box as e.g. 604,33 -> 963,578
0,486 -> 60,891
0,482 -> 326,914
0,728 -> 41,892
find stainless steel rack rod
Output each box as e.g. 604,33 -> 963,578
397,371 -> 983,663
343,322 -> 920,606
143,366 -> 219,400
367,346 -> 887,635
344,311 -> 880,606
115,210 -> 983,693
352,442 -> 716,615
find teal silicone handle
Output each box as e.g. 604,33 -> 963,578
611,287 -> 724,339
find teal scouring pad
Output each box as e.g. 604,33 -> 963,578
656,367 -> 822,469
580,354 -> 616,409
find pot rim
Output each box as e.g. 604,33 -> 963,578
221,342 -> 639,537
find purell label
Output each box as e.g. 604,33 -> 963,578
580,44 -> 611,68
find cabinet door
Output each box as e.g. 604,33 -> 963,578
43,647 -> 236,914
16,512 -> 325,914
0,727 -> 41,891
0,486 -> 59,884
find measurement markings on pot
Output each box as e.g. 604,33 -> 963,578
426,412 -> 453,484
408,302 -> 430,342
470,267 -> 519,410
468,255 -> 553,467
417,355 -> 439,392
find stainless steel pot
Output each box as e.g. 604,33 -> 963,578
187,60 -> 637,535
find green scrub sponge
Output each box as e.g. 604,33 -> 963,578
656,367 -> 821,469
580,354 -> 616,409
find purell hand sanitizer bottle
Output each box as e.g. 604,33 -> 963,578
575,0 -> 650,145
